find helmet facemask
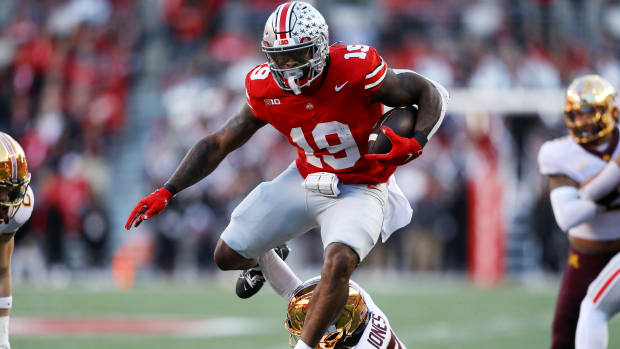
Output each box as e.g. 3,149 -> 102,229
0,132 -> 31,221
263,35 -> 327,95
0,174 -> 30,220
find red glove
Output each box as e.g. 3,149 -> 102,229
125,187 -> 173,230
364,126 -> 424,166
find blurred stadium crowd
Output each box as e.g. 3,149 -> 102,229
2,0 -> 620,283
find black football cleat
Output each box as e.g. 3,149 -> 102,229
235,244 -> 290,299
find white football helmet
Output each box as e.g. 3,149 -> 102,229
262,1 -> 329,95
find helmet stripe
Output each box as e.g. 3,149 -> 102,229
287,2 -> 297,38
278,2 -> 293,39
0,134 -> 17,180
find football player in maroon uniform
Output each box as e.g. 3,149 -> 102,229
538,75 -> 620,349
126,2 -> 448,348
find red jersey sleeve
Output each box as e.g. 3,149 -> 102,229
244,64 -> 272,123
333,45 -> 387,95
360,46 -> 388,94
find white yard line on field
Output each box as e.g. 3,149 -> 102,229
397,312 -> 552,343
11,316 -> 282,338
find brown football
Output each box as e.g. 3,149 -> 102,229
367,106 -> 418,154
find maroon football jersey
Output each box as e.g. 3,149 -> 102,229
245,44 -> 394,184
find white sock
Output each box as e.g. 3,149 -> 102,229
0,316 -> 9,347
294,339 -> 313,349
257,249 -> 302,299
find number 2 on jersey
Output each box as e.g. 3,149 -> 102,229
290,122 -> 361,170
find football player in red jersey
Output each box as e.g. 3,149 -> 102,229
126,2 -> 448,348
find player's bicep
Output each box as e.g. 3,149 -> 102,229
215,104 -> 267,153
371,69 -> 432,107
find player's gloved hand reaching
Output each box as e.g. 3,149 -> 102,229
125,187 -> 173,229
364,126 -> 424,166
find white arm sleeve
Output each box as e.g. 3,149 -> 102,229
550,186 -> 600,232
392,69 -> 449,140
257,249 -> 302,300
579,161 -> 620,201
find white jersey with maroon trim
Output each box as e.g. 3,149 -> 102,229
352,281 -> 407,349
538,127 -> 620,241
0,186 -> 34,234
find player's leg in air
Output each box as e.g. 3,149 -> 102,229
213,162 -> 318,285
235,243 -> 289,298
576,252 -> 620,349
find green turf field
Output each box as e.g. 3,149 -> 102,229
10,279 -> 620,349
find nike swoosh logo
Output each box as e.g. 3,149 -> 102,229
404,153 -> 413,162
335,81 -> 348,91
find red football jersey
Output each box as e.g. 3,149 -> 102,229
245,44 -> 394,184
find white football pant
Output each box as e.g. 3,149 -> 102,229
576,251 -> 620,349
221,162 -> 388,261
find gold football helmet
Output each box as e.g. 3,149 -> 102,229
0,132 -> 30,218
285,277 -> 368,349
564,74 -> 619,144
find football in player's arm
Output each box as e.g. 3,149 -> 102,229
538,75 -> 620,349
126,2 -> 448,349
0,132 -> 34,349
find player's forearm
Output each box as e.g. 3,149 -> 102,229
389,69 -> 448,140
579,161 -> 620,201
414,82 -> 444,138
165,136 -> 226,193
550,186 -> 601,231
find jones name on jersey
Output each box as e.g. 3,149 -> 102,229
245,44 -> 395,184
538,128 -> 620,241
0,186 -> 34,234
352,280 -> 405,349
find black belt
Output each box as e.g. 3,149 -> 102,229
338,311 -> 372,348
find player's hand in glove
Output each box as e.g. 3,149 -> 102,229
125,187 -> 173,229
364,126 -> 425,166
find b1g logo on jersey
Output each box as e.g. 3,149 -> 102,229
264,98 -> 281,106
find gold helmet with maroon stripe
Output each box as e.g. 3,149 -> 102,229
564,75 -> 619,144
262,2 -> 329,95
0,132 -> 30,218
285,277 -> 368,349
